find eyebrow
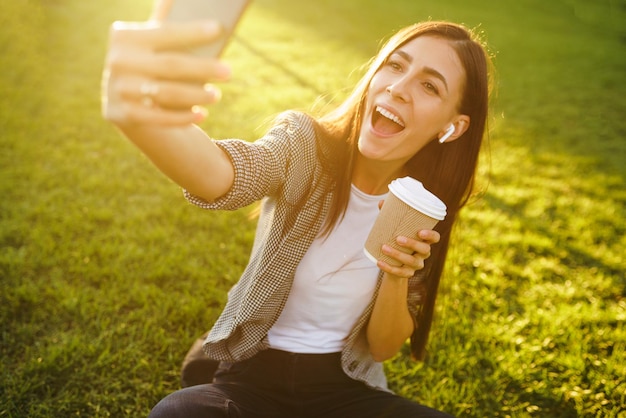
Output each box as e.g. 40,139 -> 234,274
393,50 -> 449,93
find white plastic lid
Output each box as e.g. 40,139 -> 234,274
388,177 -> 447,220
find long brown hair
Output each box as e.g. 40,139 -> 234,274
313,21 -> 493,360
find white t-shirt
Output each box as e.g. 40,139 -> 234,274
267,185 -> 387,353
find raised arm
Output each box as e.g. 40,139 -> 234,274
101,19 -> 234,201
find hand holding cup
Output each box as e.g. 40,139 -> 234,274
364,177 -> 446,270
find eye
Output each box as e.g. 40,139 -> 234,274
385,58 -> 403,72
423,81 -> 439,95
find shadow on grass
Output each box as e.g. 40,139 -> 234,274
484,189 -> 624,288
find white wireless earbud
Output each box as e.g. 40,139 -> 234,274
439,124 -> 455,143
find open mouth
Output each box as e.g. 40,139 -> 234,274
372,105 -> 405,135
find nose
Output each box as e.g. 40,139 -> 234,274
385,79 -> 411,102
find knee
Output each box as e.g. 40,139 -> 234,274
148,388 -> 206,418
148,392 -> 182,418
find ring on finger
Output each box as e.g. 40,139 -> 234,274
140,81 -> 159,107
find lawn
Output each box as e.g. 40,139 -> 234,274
1,0 -> 624,416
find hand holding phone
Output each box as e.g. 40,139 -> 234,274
158,0 -> 251,57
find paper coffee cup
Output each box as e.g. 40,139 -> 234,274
364,177 -> 447,266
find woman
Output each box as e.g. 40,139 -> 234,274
102,13 -> 491,418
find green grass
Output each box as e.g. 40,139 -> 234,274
1,0 -> 624,416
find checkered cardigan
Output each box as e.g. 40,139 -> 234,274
184,111 -> 425,391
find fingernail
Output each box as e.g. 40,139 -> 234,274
215,63 -> 232,80
204,85 -> 222,102
192,106 -> 208,122
397,236 -> 407,244
202,21 -> 222,35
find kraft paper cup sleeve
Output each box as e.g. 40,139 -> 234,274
364,193 -> 439,266
363,177 -> 445,266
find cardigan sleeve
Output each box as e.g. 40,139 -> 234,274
184,111 -> 318,211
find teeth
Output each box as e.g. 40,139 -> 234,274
376,106 -> 405,127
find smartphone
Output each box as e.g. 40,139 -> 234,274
163,0 -> 251,57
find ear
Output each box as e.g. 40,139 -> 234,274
439,115 -> 470,143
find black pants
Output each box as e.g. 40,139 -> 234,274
149,349 -> 453,418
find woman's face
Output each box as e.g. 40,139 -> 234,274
358,35 -> 467,165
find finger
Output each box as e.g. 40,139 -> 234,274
116,77 -> 222,109
417,229 -> 440,244
381,244 -> 425,270
157,82 -> 223,109
104,100 -> 207,127
107,48 -> 231,84
110,20 -> 223,55
378,260 -> 418,280
396,236 -> 432,258
106,21 -> 231,86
